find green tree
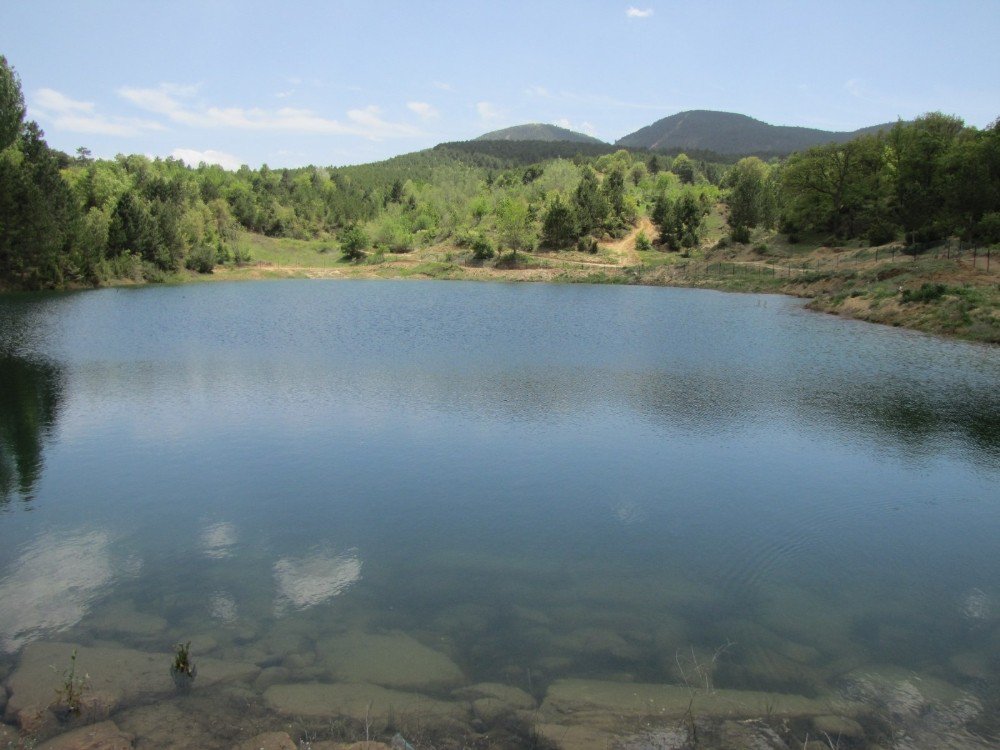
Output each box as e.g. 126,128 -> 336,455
340,224 -> 368,261
670,153 -> 695,184
726,157 -> 771,242
495,195 -> 535,259
0,123 -> 80,288
573,167 -> 609,236
540,195 -> 576,248
0,55 -> 25,152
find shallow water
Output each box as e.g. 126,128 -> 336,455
0,280 -> 998,747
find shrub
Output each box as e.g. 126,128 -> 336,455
231,245 -> 253,266
471,236 -> 495,261
634,231 -> 652,253
340,225 -> 368,262
185,244 -> 216,273
730,226 -> 751,244
867,220 -> 897,246
901,283 -> 947,303
577,236 -> 599,254
752,242 -> 769,255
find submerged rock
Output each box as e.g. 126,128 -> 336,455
35,720 -> 134,750
316,631 -> 463,690
452,682 -> 535,708
3,642 -> 259,727
539,678 -> 856,730
253,666 -> 291,692
553,628 -> 641,661
811,714 -> 864,740
86,602 -> 167,639
263,682 -> 468,725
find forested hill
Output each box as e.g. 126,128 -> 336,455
617,110 -> 897,156
474,123 -> 606,144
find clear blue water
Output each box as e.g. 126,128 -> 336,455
0,280 -> 998,743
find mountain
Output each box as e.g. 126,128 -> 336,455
474,123 -> 606,144
616,110 -> 898,156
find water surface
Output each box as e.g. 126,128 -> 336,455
0,281 -> 998,745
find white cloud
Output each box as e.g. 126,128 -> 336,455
525,85 -> 550,97
407,101 -> 439,119
433,81 -> 454,91
626,7 -> 654,18
476,101 -> 501,121
171,148 -> 242,170
556,118 -> 598,137
32,87 -> 165,137
119,84 -> 420,139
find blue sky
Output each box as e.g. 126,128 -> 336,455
2,1 -> 998,168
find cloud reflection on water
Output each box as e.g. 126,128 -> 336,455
0,530 -> 116,652
273,548 -> 362,614
200,521 -> 237,559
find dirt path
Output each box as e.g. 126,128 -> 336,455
601,217 -> 655,266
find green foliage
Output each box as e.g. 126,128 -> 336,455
171,642 -> 196,677
901,283 -> 947,303
725,157 -> 774,238
572,167 -> 609,236
634,230 -> 652,253
653,189 -> 705,250
775,114 -> 1000,248
470,235 -> 495,260
185,244 -> 216,273
340,225 -> 369,261
170,641 -> 197,690
0,55 -> 26,152
541,195 -> 576,248
495,195 -> 535,252
53,649 -> 88,717
670,153 -> 696,184
0,122 -> 81,288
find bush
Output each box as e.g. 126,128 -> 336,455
634,231 -> 652,253
185,244 -> 216,273
340,225 -> 368,262
231,245 -> 253,266
867,220 -> 897,246
576,236 -> 599,254
901,283 -> 947,304
471,236 -> 495,261
730,226 -> 751,244
752,242 -> 769,255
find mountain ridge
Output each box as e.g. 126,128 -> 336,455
615,110 -> 898,155
474,123 -> 606,144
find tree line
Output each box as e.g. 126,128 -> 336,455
722,113 -> 1000,248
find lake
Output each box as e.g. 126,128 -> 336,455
0,280 -> 998,749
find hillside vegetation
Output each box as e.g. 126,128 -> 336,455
1,53 -> 997,342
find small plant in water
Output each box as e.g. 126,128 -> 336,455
52,649 -> 89,719
170,641 -> 197,689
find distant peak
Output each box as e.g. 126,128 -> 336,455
474,123 -> 606,145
